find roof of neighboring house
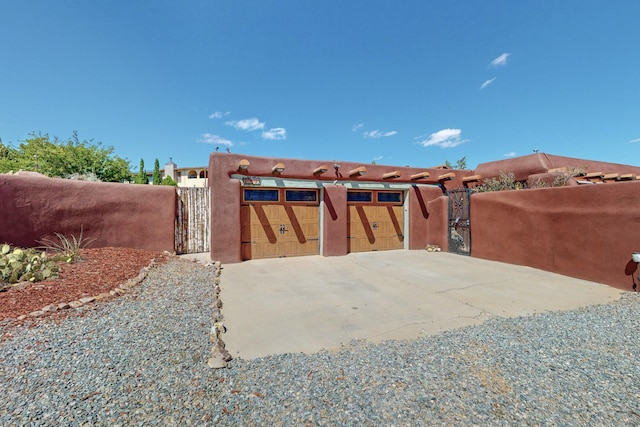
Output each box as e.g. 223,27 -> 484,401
474,153 -> 640,182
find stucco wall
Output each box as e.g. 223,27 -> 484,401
323,184 -> 348,256
209,153 -> 461,263
471,181 -> 640,290
0,172 -> 176,252
427,196 -> 449,250
209,157 -> 243,264
408,185 -> 446,249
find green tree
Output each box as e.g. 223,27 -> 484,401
0,140 -> 17,172
0,132 -> 132,182
444,156 -> 468,170
152,158 -> 162,185
160,175 -> 178,187
134,159 -> 148,184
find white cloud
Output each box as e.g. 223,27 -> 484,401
352,123 -> 364,132
629,138 -> 640,143
364,130 -> 398,138
198,133 -> 233,146
209,111 -> 230,119
490,53 -> 510,67
416,128 -> 468,148
262,127 -> 287,140
503,151 -> 517,157
373,155 -> 383,161
480,78 -> 496,90
225,117 -> 265,131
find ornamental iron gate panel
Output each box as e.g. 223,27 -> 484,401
176,187 -> 210,254
447,188 -> 471,255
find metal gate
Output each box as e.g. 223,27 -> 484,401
447,188 -> 471,255
176,187 -> 210,254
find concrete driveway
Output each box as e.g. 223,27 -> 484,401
217,250 -> 623,360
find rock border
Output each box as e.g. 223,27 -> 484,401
5,252 -> 233,370
11,255 -> 166,323
207,261 -> 232,369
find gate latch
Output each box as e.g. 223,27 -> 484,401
372,222 -> 379,230
279,224 -> 287,234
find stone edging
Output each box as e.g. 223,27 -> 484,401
13,257 -> 163,322
7,254 -> 233,370
207,261 -> 232,369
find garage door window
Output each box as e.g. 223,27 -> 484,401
243,189 -> 279,202
347,191 -> 373,203
285,190 -> 318,203
377,191 -> 403,204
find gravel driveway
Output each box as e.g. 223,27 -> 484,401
1,256 -> 639,425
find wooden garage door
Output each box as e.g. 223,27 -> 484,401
241,189 -> 319,260
348,190 -> 404,253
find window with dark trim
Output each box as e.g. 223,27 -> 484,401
347,191 -> 373,203
243,189 -> 279,202
377,191 -> 403,204
285,190 -> 318,202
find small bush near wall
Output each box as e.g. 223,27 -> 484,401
475,171 -> 524,192
529,167 -> 587,189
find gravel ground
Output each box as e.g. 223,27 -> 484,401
1,258 -> 639,426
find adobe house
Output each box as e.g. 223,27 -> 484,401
144,158 -> 209,187
2,151 -> 638,289
209,152 -> 640,290
209,153 -> 474,264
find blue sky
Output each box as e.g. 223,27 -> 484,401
1,1 -> 639,171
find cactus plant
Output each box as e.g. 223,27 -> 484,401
0,245 -> 59,289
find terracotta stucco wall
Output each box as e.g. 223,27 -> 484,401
408,185 -> 446,249
323,184 -> 348,256
427,196 -> 449,250
471,182 -> 640,290
209,153 -> 462,263
209,156 -> 243,264
0,172 -> 175,252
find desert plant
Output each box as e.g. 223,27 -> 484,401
551,167 -> 587,187
0,244 -> 59,287
528,177 -> 549,189
37,228 -> 97,263
475,171 -> 524,192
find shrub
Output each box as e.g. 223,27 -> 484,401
528,167 -> 588,189
37,229 -> 97,263
0,244 -> 59,287
551,167 -> 586,187
160,176 -> 178,187
66,172 -> 101,181
528,177 -> 548,189
475,171 -> 524,192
